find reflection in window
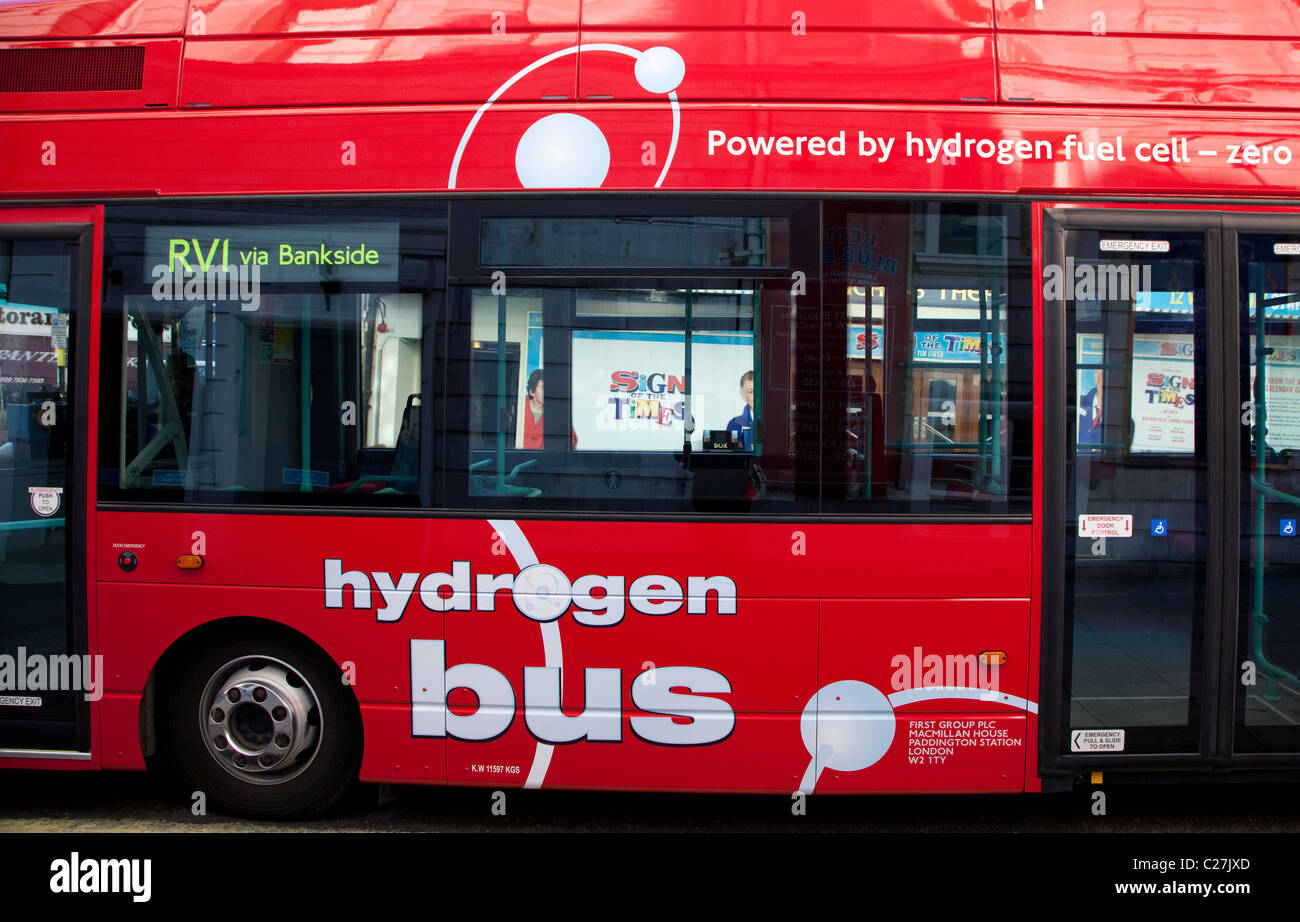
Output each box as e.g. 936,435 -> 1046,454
99,204 -> 444,503
1239,235 -> 1300,746
461,282 -> 799,512
823,202 -> 1031,512
116,293 -> 422,499
480,216 -> 789,269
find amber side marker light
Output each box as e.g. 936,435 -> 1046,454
176,555 -> 203,569
978,651 -> 1007,666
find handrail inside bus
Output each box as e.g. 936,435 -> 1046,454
1248,269 -> 1300,700
0,518 -> 65,532
121,303 -> 190,489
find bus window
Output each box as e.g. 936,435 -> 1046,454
454,278 -> 806,513
114,292 -> 422,500
822,201 -> 1032,514
99,203 -> 445,505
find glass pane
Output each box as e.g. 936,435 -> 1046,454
116,292 -> 422,499
1062,228 -> 1206,753
821,202 -> 1032,513
458,280 -> 808,513
99,204 -> 446,505
1236,233 -> 1300,751
0,237 -> 80,743
480,216 -> 789,268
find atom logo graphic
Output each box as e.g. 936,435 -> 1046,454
449,44 -> 686,190
797,680 -> 1039,792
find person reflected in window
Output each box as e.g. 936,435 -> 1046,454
726,370 -> 756,451
523,368 -> 544,449
1079,371 -> 1103,445
521,368 -> 578,450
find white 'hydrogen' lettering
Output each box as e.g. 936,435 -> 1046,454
325,558 -> 737,624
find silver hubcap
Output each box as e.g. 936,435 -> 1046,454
201,656 -> 321,785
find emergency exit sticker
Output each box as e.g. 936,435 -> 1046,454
1071,729 -> 1126,752
50,314 -> 69,349
1078,514 -> 1133,537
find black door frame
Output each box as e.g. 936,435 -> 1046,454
1040,206 -> 1231,777
0,213 -> 96,758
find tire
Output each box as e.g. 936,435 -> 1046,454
160,631 -> 361,820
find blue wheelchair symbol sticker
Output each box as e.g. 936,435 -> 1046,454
1283,519 -> 1296,537
1151,519 -> 1168,537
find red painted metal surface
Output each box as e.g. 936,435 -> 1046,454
4,105 -> 1300,197
0,0 -> 185,39
188,0 -> 579,37
577,31 -> 995,103
999,34 -> 1300,108
580,0 -> 993,30
87,513 -> 1031,792
994,0 -> 1300,36
98,693 -> 142,769
180,34 -> 579,107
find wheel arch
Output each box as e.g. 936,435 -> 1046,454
139,616 -> 364,766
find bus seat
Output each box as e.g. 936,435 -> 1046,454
468,457 -> 541,497
334,394 -> 420,493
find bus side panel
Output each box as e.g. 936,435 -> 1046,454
817,599 -> 1030,794
98,692 -> 144,769
7,110 -> 1300,199
358,703 -> 442,785
95,513 -> 1030,793
443,597 -> 818,793
437,521 -> 1030,794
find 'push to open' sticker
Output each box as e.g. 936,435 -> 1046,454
28,486 -> 63,517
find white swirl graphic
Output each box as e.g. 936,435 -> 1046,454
486,519 -> 559,789
448,44 -> 683,190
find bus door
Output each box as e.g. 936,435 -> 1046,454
0,208 -> 97,758
1042,207 -> 1300,780
1230,215 -> 1300,762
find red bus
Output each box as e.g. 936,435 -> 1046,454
3,0 -> 1300,818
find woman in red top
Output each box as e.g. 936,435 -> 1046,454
523,368 -> 544,449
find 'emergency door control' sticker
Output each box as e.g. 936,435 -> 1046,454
1078,514 -> 1133,537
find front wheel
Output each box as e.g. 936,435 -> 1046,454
161,632 -> 361,819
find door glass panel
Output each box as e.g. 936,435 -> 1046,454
1236,233 -> 1300,750
1062,228 -> 1207,754
0,235 -> 81,749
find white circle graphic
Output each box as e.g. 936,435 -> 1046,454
512,563 -> 573,622
634,46 -> 686,94
515,113 -> 611,189
800,680 -> 896,774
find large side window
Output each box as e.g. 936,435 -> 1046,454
446,206 -> 820,514
457,280 -> 805,512
96,197 -> 1029,516
821,201 -> 1032,514
99,203 -> 445,505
